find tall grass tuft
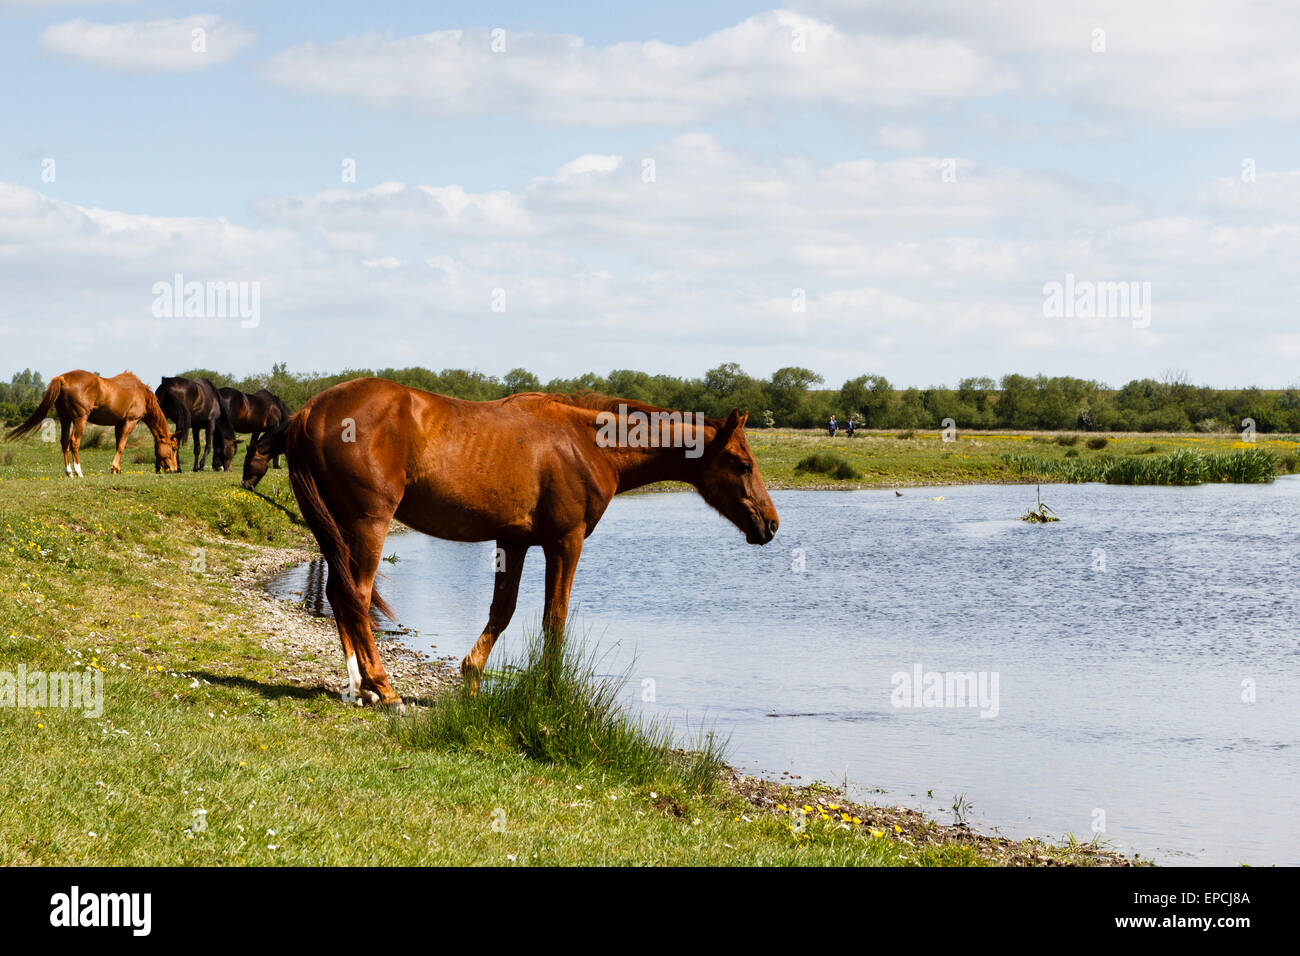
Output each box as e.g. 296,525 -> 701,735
391,629 -> 727,795
795,451 -> 862,480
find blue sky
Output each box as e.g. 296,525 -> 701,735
3,1 -> 1300,389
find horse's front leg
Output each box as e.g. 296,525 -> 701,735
462,541 -> 528,693
110,420 -> 132,474
194,424 -> 211,471
540,529 -> 585,680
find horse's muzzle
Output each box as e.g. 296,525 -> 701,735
747,514 -> 779,545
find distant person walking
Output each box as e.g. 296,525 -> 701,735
846,417 -> 856,437
828,415 -> 838,437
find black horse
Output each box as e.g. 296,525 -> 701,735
219,387 -> 291,470
155,376 -> 238,472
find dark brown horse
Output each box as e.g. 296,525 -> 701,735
241,420 -> 288,490
220,387 -> 290,470
6,370 -> 180,475
283,378 -> 779,706
155,377 -> 237,472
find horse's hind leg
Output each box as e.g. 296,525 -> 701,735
327,515 -> 401,707
60,417 -> 72,477
462,541 -> 528,693
69,417 -> 87,478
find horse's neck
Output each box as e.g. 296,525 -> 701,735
606,440 -> 700,492
141,400 -> 171,440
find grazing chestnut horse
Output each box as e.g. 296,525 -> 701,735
220,387 -> 290,470
5,370 -> 180,475
155,377 -> 237,472
284,378 -> 779,706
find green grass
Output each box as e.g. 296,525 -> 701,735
6,428 -> 1115,866
393,631 -> 725,797
1004,447 -> 1283,485
794,451 -> 862,480
743,428 -> 1300,488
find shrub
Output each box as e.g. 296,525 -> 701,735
1086,437 -> 1109,450
795,452 -> 862,480
1055,434 -> 1080,446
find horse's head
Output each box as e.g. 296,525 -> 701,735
242,434 -> 271,489
692,409 -> 779,545
154,434 -> 180,473
214,433 -> 239,472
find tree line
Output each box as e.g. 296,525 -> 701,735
4,364 -> 1298,433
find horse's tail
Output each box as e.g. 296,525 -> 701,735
6,377 -> 61,440
273,394 -> 291,428
285,414 -> 396,625
156,380 -> 189,443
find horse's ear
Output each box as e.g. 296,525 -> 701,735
706,409 -> 743,459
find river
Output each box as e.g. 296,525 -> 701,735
268,480 -> 1300,865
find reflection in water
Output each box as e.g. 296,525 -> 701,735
268,481 -> 1300,866
299,558 -> 327,617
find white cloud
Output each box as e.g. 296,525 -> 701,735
38,14 -> 255,72
261,10 -> 1012,126
796,0 -> 1300,123
874,124 -> 927,150
5,145 -> 1300,386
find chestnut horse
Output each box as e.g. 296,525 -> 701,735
284,378 -> 779,706
6,370 -> 180,475
220,387 -> 290,470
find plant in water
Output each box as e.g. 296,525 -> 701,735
390,626 -> 727,795
1019,484 -> 1059,523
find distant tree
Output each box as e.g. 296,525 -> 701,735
767,366 -> 823,427
502,368 -> 541,394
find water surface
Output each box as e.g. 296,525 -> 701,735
269,480 -> 1300,865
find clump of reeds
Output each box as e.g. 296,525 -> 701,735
1003,448 -> 1277,485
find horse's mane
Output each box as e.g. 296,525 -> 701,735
518,391 -> 713,423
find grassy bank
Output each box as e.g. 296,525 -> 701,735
746,428 -> 1300,488
0,432 -> 1136,865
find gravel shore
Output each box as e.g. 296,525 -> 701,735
231,542 -> 458,703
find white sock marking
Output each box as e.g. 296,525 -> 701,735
344,653 -> 361,703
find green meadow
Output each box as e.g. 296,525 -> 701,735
0,427 -> 1200,865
